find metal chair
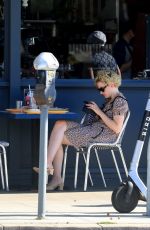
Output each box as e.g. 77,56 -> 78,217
0,141 -> 9,191
62,114 -> 106,190
62,111 -> 130,191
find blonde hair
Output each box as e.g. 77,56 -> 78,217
95,70 -> 121,87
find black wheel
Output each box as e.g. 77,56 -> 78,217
111,182 -> 139,213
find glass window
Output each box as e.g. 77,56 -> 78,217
20,0 -> 117,79
0,1 -> 4,78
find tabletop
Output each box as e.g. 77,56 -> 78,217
0,110 -> 79,120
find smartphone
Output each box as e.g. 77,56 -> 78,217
83,100 -> 91,104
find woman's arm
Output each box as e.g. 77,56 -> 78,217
86,101 -> 124,134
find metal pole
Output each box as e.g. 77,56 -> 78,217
37,105 -> 49,219
115,0 -> 119,42
147,136 -> 150,216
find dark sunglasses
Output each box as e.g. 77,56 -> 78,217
97,85 -> 108,93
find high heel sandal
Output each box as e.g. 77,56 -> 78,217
33,166 -> 54,175
46,182 -> 64,191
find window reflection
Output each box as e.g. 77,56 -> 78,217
19,0 -> 150,79
20,0 -> 114,79
0,1 -> 4,78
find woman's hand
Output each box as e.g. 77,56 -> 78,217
86,101 -> 124,134
85,101 -> 101,116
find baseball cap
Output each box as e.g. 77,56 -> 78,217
87,31 -> 107,46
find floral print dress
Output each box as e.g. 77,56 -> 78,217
65,93 -> 129,148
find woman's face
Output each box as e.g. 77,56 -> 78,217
96,81 -> 112,98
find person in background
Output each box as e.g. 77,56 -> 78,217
33,70 -> 129,191
87,31 -> 120,79
113,22 -> 135,79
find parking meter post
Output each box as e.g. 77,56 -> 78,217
33,52 -> 59,219
38,105 -> 48,219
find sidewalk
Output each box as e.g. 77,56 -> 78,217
0,190 -> 150,229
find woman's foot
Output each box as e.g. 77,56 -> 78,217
46,179 -> 64,191
33,166 -> 54,175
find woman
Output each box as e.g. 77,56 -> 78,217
33,70 -> 129,191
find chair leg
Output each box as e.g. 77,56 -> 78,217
84,148 -> 91,191
74,150 -> 79,189
111,149 -> 122,182
0,153 -> 5,190
3,150 -> 9,191
118,146 -> 128,177
62,145 -> 68,183
94,149 -> 107,188
82,153 -> 94,187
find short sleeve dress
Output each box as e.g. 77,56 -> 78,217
65,93 -> 129,149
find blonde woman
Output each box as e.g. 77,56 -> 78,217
33,70 -> 129,191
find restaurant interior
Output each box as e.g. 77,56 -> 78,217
1,0 -> 150,79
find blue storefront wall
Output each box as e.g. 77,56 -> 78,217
0,79 -> 149,189
1,1 -> 150,189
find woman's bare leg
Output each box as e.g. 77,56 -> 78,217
33,120 -> 73,177
48,145 -> 64,185
46,120 -> 73,186
47,120 -> 72,169
53,145 -> 63,178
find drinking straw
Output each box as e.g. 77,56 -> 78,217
28,84 -> 31,95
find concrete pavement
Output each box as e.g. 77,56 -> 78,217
0,190 -> 150,229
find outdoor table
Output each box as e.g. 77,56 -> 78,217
0,109 -> 79,218
0,109 -> 78,179
0,110 -> 78,174
0,110 -> 79,181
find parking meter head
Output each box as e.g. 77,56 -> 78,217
33,52 -> 59,106
33,52 -> 59,71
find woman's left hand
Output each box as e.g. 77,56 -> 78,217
86,101 -> 101,115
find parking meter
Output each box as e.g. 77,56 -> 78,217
33,52 -> 59,219
33,52 -> 59,106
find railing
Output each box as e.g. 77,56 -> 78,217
68,43 -> 113,63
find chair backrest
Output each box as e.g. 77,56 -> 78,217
80,112 -> 96,126
114,110 -> 130,145
80,110 -> 130,146
80,114 -> 87,125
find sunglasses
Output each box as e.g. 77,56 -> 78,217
97,85 -> 108,93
